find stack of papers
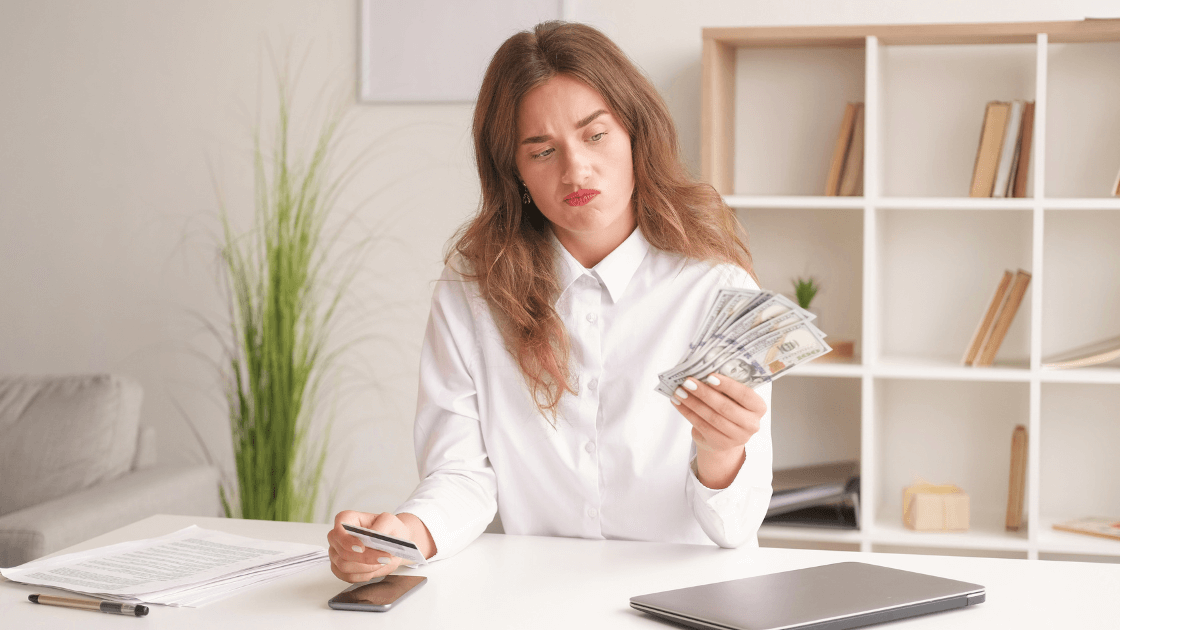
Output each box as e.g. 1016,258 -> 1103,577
0,526 -> 327,607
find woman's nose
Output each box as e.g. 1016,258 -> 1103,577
560,145 -> 592,185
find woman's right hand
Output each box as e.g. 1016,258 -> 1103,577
327,510 -> 415,583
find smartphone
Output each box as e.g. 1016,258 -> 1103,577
328,574 -> 427,612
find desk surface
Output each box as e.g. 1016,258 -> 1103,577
1,514 -> 1118,629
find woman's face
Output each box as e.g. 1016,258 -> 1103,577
514,74 -> 636,251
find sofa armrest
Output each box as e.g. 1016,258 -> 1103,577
0,463 -> 220,568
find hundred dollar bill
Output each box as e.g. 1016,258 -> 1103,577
662,293 -> 808,386
708,321 -> 831,388
656,319 -> 830,395
682,288 -> 758,358
657,288 -> 829,397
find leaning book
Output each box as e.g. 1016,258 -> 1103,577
1042,336 -> 1119,369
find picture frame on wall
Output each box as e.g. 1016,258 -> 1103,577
359,0 -> 565,103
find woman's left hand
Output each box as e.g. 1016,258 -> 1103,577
671,374 -> 767,487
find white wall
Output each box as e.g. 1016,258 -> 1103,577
0,0 -> 1118,520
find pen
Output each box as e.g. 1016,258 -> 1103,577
28,594 -> 149,617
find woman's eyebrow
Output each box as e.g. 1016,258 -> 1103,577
575,109 -> 608,129
519,109 -> 609,145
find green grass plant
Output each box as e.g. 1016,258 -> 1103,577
216,68 -> 355,523
792,276 -> 819,310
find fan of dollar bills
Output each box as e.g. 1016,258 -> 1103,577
655,289 -> 832,396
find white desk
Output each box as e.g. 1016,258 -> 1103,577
0,514 -> 1117,629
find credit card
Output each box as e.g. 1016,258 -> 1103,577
341,524 -> 428,566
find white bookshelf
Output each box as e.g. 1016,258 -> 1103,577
701,20 -> 1119,561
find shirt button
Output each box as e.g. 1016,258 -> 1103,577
585,441 -> 595,454
587,508 -> 598,518
586,312 -> 597,324
587,379 -> 598,391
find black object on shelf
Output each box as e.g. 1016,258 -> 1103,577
766,462 -> 860,530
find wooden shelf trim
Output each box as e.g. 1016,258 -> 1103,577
702,19 -> 1119,48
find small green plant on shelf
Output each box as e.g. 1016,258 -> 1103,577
792,276 -> 819,310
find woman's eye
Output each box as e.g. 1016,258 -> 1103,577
533,147 -> 553,159
590,132 -> 607,142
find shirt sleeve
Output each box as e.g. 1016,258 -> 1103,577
395,265 -> 497,561
684,264 -> 774,548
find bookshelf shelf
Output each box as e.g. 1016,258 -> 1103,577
1037,517 -> 1120,557
1043,198 -> 1120,210
1038,367 -> 1119,384
783,362 -> 866,379
758,524 -> 864,545
872,508 -> 1030,553
872,357 -> 1031,382
703,19 -> 1120,562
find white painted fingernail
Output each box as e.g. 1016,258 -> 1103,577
671,397 -> 681,406
683,379 -> 698,391
674,387 -> 688,399
378,557 -> 390,564
706,375 -> 721,386
351,545 -> 363,553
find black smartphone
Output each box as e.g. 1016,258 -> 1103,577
328,574 -> 427,612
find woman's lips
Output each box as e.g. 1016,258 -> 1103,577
564,189 -> 600,207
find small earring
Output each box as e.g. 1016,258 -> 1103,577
520,181 -> 532,205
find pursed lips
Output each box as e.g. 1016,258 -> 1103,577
564,189 -> 600,207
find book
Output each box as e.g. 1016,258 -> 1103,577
1005,425 -> 1028,531
993,100 -> 1024,197
838,103 -> 866,196
764,486 -> 859,530
973,269 -> 1031,367
1042,336 -> 1120,369
1012,101 -> 1035,197
1053,517 -> 1119,540
767,460 -> 859,517
825,102 -> 860,196
962,270 -> 1014,365
969,101 -> 1012,197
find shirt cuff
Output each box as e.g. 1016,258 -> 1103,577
686,449 -> 772,548
395,498 -> 493,563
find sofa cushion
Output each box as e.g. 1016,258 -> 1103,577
0,374 -> 142,516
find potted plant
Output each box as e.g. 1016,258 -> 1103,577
214,69 -> 360,523
791,276 -> 819,312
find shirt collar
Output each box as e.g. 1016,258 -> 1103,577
551,226 -> 650,304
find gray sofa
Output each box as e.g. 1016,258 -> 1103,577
0,374 -> 221,567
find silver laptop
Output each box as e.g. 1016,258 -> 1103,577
629,562 -> 984,630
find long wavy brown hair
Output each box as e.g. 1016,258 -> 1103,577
449,20 -> 755,421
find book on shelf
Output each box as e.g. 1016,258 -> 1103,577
837,103 -> 865,196
969,100 -> 1035,198
1042,336 -> 1120,369
969,101 -> 1011,197
1053,517 -> 1119,540
973,269 -> 1032,367
763,488 -> 859,530
1005,425 -> 1028,531
962,269 -> 1014,365
824,102 -> 860,196
766,460 -> 859,525
1012,101 -> 1035,197
992,100 -> 1024,197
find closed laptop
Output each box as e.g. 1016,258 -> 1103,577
629,562 -> 984,630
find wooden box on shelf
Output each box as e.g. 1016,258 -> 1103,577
902,482 -> 970,532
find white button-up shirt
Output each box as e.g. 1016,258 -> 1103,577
397,227 -> 773,560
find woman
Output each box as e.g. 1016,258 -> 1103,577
328,21 -> 772,583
